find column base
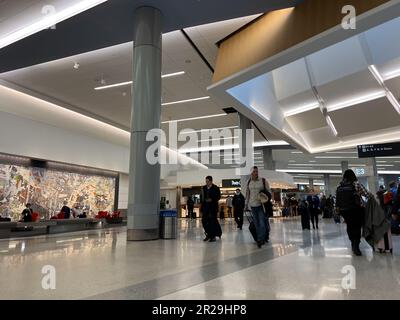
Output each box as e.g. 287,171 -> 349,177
127,228 -> 159,241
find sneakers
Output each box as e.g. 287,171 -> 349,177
203,236 -> 210,242
209,238 -> 216,242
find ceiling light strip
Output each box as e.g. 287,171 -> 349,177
326,115 -> 338,136
94,71 -> 185,90
326,91 -> 386,112
0,0 -> 108,49
162,113 -> 226,124
162,96 -> 210,106
283,102 -> 320,117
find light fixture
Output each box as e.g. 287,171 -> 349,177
179,126 -> 238,134
95,81 -> 132,90
0,0 -> 108,49
277,169 -> 342,174
315,156 -> 358,159
283,102 -> 320,117
94,71 -> 185,90
386,91 -> 400,114
326,115 -> 338,136
369,65 -> 385,85
383,67 -> 400,81
162,113 -> 226,124
73,62 -> 80,70
326,91 -> 386,112
378,171 -> 400,174
178,140 -> 289,153
198,136 -> 239,143
161,71 -> 185,78
162,96 -> 210,106
368,65 -> 400,115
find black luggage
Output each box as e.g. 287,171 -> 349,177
333,213 -> 341,224
215,219 -> 222,238
245,211 -> 269,242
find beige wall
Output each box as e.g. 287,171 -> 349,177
213,0 -> 390,83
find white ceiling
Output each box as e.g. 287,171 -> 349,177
0,13 -> 282,147
214,7 -> 400,155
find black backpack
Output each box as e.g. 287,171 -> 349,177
336,181 -> 360,210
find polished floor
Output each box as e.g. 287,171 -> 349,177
1,217 -> 400,300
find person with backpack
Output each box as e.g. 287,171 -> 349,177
200,176 -> 221,242
336,169 -> 372,256
245,166 -> 271,248
232,189 -> 245,230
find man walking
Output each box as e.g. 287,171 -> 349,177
200,176 -> 221,242
246,166 -> 271,248
232,189 -> 245,230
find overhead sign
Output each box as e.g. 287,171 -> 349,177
357,142 -> 400,158
221,179 -> 241,188
350,166 -> 374,177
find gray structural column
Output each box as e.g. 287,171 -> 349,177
238,113 -> 253,194
309,178 -> 314,191
341,161 -> 349,173
263,147 -> 275,171
127,6 -> 163,241
324,174 -> 331,196
367,157 -> 379,195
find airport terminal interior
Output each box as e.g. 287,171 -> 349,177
0,0 -> 400,300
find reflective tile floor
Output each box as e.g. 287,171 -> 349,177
1,217 -> 400,300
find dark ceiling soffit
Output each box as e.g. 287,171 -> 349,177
180,29 -> 214,73
0,0 -> 302,73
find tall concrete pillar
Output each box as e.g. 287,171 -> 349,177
341,161 -> 349,173
127,6 -> 163,241
238,113 -> 253,195
263,147 -> 275,171
367,157 -> 379,195
324,174 -> 331,196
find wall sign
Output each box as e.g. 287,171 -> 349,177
357,142 -> 400,158
222,179 -> 241,188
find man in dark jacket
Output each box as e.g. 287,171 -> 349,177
201,176 -> 221,242
232,189 -> 245,230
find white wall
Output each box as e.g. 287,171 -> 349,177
0,110 -> 130,173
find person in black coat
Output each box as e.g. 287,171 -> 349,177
232,189 -> 245,230
200,176 -> 221,242
298,199 -> 311,230
187,196 -> 195,219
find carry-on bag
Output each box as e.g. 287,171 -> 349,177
376,229 -> 393,253
245,210 -> 269,242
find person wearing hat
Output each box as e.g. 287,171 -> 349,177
245,166 -> 271,248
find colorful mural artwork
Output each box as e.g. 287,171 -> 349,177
0,164 -> 115,221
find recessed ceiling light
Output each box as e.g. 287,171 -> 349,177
326,115 -> 338,136
94,71 -> 185,90
326,91 -> 386,112
162,113 -> 225,124
284,102 -> 320,117
0,0 -> 108,49
162,96 -> 210,106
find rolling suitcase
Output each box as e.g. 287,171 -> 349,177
376,229 -> 393,253
333,213 -> 341,224
245,210 -> 269,242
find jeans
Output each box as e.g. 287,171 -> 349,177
251,206 -> 270,242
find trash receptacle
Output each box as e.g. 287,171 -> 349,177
160,209 -> 177,239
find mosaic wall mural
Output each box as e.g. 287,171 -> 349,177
0,164 -> 115,221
